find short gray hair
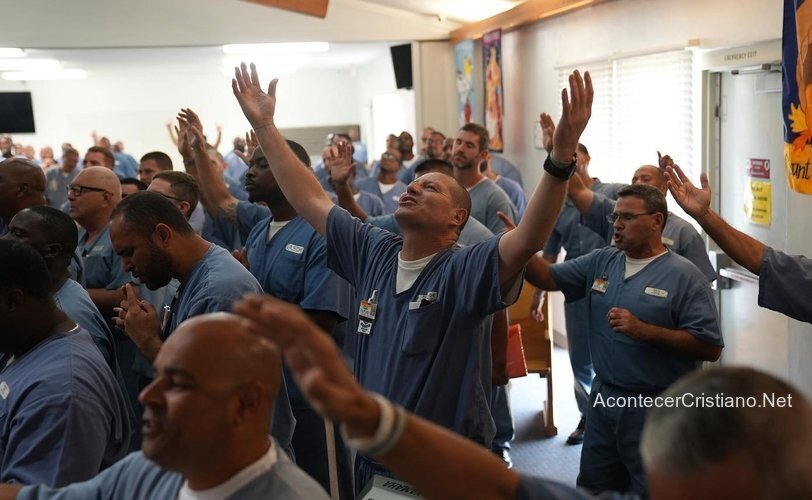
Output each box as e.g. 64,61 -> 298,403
641,367 -> 812,497
617,183 -> 668,228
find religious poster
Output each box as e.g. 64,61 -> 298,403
783,0 -> 812,194
454,39 -> 476,128
483,29 -> 504,152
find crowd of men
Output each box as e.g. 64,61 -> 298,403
0,63 -> 807,500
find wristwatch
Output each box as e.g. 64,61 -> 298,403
543,154 -> 577,180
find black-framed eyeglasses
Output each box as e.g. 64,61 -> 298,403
157,192 -> 186,204
606,212 -> 655,223
67,184 -> 108,197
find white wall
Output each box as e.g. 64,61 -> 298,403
0,67 -> 367,165
494,0 -> 784,353
353,50 -> 415,160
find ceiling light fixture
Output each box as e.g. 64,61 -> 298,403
222,42 -> 329,55
0,58 -> 61,71
0,48 -> 26,58
2,69 -> 87,81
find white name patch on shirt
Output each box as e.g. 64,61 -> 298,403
644,287 -> 669,298
0,382 -> 10,399
285,244 -> 304,255
661,236 -> 675,246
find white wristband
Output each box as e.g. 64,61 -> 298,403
340,393 -> 405,457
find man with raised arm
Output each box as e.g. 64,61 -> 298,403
232,62 -> 592,489
566,153 -> 716,282
666,164 -> 812,323
233,295 -> 812,500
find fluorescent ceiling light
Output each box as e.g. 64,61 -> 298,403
0,48 -> 26,58
221,64 -> 297,77
2,69 -> 87,81
222,42 -> 329,55
437,0 -> 519,22
223,54 -> 311,67
0,58 -> 61,71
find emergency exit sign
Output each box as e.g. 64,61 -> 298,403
748,158 -> 771,179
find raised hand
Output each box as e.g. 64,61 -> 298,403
232,62 -> 278,131
119,284 -> 162,360
657,151 -> 674,170
326,141 -> 355,185
664,164 -> 712,219
178,108 -> 203,134
540,113 -> 555,154
175,120 -> 192,159
235,130 -> 259,165
551,70 -> 593,163
234,295 -> 376,426
177,116 -> 207,153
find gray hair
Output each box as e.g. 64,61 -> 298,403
617,183 -> 668,228
641,367 -> 812,498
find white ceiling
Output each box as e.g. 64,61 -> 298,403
0,0 -> 519,50
0,0 -> 520,80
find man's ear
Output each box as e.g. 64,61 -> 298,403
233,382 -> 263,425
42,242 -> 62,260
153,223 -> 173,247
453,207 -> 468,228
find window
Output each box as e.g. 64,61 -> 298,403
557,50 -> 694,201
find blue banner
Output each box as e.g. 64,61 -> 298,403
784,0 -> 812,193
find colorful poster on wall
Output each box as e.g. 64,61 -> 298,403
783,0 -> 812,194
483,29 -> 504,152
454,40 -> 476,128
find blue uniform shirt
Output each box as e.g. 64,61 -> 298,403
495,176 -> 527,222
357,191 -> 385,217
326,206 -> 517,445
224,150 -> 248,181
759,246 -> 812,323
355,177 -> 407,215
18,444 -> 329,500
44,168 -> 78,209
550,248 -> 723,393
79,225 -> 132,290
0,330 -> 131,486
54,279 -> 117,370
468,178 -> 518,233
113,152 -> 138,179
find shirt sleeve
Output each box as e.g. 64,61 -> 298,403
326,206 -> 399,287
236,201 -> 272,243
1,393 -> 113,487
671,275 -> 724,347
300,236 -> 353,320
758,246 -> 812,323
548,251 -> 597,302
485,191 -> 517,234
17,455 -> 135,500
581,193 -> 614,244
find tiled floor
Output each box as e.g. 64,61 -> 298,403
509,346 -> 583,487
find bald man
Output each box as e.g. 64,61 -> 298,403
69,167 -> 130,317
3,313 -> 328,500
0,157 -> 46,234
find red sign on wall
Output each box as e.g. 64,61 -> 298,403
748,158 -> 771,179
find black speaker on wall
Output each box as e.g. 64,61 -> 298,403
390,44 -> 413,90
0,92 -> 35,133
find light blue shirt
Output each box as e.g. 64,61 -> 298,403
468,178 -> 517,234
495,175 -> 527,222
0,330 -> 131,486
224,150 -> 248,181
550,248 -> 723,392
356,177 -> 407,215
327,206 -> 515,446
79,225 -> 132,291
758,246 -> 812,323
44,168 -> 78,209
18,443 -> 329,500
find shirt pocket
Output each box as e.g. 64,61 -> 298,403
401,301 -> 443,356
272,250 -> 307,301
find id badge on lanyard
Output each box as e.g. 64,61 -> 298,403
358,290 -> 378,335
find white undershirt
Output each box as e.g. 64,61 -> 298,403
266,220 -> 291,244
177,440 -> 277,500
624,250 -> 668,279
466,176 -> 488,191
396,252 -> 437,293
378,182 -> 397,194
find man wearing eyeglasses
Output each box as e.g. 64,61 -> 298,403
567,158 -> 717,282
524,183 -> 723,497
